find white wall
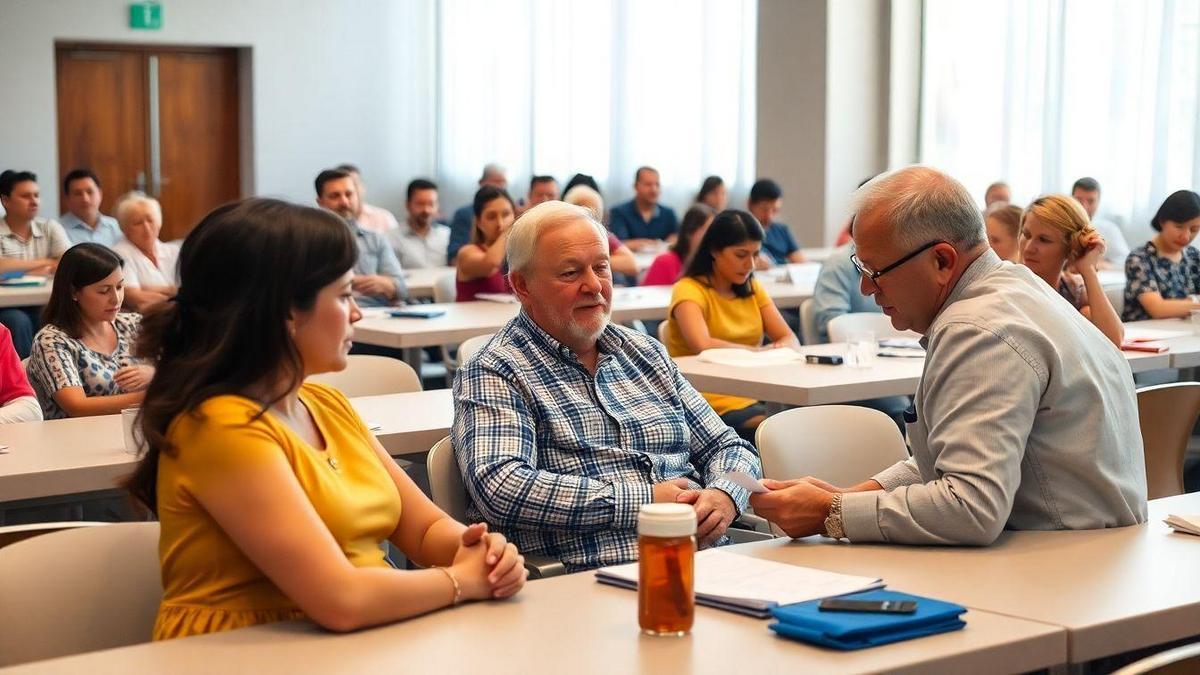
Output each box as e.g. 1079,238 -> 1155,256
0,0 -> 436,217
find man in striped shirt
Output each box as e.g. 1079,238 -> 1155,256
0,170 -> 70,357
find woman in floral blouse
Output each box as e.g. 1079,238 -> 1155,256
1122,190 -> 1200,321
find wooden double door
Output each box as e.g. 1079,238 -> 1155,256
56,44 -> 242,241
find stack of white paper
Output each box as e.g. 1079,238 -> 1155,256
595,550 -> 883,618
1165,514 -> 1200,536
697,348 -> 804,368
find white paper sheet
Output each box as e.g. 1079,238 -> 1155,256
697,348 -> 804,367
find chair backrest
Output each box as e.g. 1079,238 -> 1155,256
1136,382 -> 1200,499
1104,284 -> 1125,318
755,406 -> 909,488
433,271 -> 457,304
657,319 -> 669,344
827,312 -> 916,343
457,333 -> 495,367
0,521 -> 162,667
308,355 -> 421,397
0,521 -> 109,550
427,436 -> 469,522
799,297 -> 820,345
1112,641 -> 1200,675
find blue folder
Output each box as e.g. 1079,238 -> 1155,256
769,590 -> 967,650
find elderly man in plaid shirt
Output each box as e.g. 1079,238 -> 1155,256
452,200 -> 762,573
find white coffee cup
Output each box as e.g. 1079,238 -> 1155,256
122,407 -> 145,455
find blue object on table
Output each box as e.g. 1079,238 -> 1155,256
769,590 -> 966,650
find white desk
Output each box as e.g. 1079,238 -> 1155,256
404,266 -> 454,301
735,493 -> 1200,664
0,284 -> 50,308
674,343 -> 1170,407
0,389 -> 452,504
1125,318 -> 1200,369
1,552 -> 1066,675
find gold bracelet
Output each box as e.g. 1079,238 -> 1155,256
436,566 -> 462,605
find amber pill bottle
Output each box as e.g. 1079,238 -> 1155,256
637,503 -> 696,636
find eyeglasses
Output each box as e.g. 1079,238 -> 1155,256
850,240 -> 945,281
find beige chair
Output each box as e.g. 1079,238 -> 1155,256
1136,382 -> 1200,499
657,318 -> 669,344
0,521 -> 109,550
827,312 -> 917,343
1113,641 -> 1200,674
0,521 -> 161,667
1105,284 -> 1125,318
798,298 -> 820,345
307,354 -> 421,396
457,333 -> 494,368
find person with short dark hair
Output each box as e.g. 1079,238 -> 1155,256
696,176 -> 727,212
60,169 -> 122,247
335,164 -> 399,235
562,173 -> 600,198
448,164 -> 508,264
665,210 -> 798,440
315,168 -> 406,307
608,166 -> 679,251
641,204 -> 713,286
523,175 -> 559,215
26,243 -> 152,419
388,178 -> 450,269
748,178 -> 804,269
1122,189 -> 1200,321
1070,177 -> 1130,268
0,170 -> 72,357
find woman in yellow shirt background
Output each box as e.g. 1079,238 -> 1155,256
126,198 -> 525,641
665,210 -> 798,440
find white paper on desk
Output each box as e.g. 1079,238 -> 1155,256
474,293 -> 518,304
722,470 -> 768,493
1165,514 -> 1200,536
697,348 -> 803,367
597,550 -> 883,610
1124,327 -> 1193,342
878,337 -> 923,350
877,347 -> 925,358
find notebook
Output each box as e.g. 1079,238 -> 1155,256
0,275 -> 47,287
697,348 -> 804,368
1164,514 -> 1200,536
595,550 -> 883,619
770,589 -> 967,650
1120,340 -> 1169,353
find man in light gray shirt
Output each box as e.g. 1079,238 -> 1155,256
751,165 -> 1147,545
1072,176 -> 1130,268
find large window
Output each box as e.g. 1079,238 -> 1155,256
437,0 -> 757,208
921,0 -> 1200,239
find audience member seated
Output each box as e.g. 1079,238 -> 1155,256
1072,177 -> 1130,269
984,202 -> 1022,263
456,185 -> 515,301
562,172 -> 600,198
609,166 -> 678,251
0,170 -> 71,357
750,166 -> 1147,544
665,210 -> 798,441
1019,195 -> 1123,346
126,198 -> 525,640
748,179 -> 804,269
59,168 -> 122,247
642,204 -> 714,286
695,175 -> 727,211
1123,189 -> 1200,321
448,164 -> 508,264
26,243 -> 152,419
521,175 -> 559,215
111,191 -> 180,313
336,163 -> 399,235
984,180 -> 1011,208
453,201 -> 761,572
0,324 -> 40,422
389,179 -> 450,269
315,168 -> 406,307
563,185 -> 637,278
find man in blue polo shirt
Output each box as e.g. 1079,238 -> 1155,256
608,166 -> 678,251
59,169 -> 122,247
749,179 -> 805,269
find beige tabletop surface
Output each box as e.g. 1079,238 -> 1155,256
1125,318 -> 1200,368
0,545 -> 1066,675
402,266 -> 453,300
0,283 -> 51,308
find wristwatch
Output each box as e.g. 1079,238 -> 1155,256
822,493 -> 845,540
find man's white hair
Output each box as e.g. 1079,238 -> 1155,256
850,165 -> 985,251
506,200 -> 608,274
562,185 -> 604,220
114,190 -> 163,228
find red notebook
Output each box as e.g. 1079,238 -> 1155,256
1121,340 -> 1169,353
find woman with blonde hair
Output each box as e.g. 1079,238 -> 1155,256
1019,194 -> 1123,346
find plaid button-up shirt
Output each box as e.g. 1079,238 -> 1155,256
452,311 -> 761,572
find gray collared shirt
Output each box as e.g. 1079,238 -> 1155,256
0,218 -> 71,260
842,250 -> 1148,545
388,219 -> 450,270
59,212 -> 122,247
349,220 -> 407,307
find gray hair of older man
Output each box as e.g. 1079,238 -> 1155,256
850,166 -> 985,252
114,190 -> 163,226
506,200 -> 609,275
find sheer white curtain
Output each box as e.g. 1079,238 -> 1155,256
921,0 -> 1200,244
437,0 -> 756,211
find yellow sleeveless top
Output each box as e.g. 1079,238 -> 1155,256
153,382 -> 402,640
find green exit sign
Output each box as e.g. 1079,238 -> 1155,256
129,2 -> 163,30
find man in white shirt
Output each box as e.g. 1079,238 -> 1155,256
336,163 -> 399,235
1072,177 -> 1130,269
59,169 -> 122,247
0,170 -> 71,356
389,179 -> 450,269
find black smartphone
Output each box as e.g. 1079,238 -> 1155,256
805,354 -> 844,365
818,598 -> 917,614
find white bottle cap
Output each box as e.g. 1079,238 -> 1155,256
638,503 -> 697,538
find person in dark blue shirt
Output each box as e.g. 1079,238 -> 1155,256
748,178 -> 805,268
447,163 -> 508,264
608,166 -> 678,251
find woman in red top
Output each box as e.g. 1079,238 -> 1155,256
455,186 -> 515,301
0,324 -> 40,422
641,204 -> 714,286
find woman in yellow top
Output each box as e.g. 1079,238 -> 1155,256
126,199 -> 526,641
665,210 -> 798,440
